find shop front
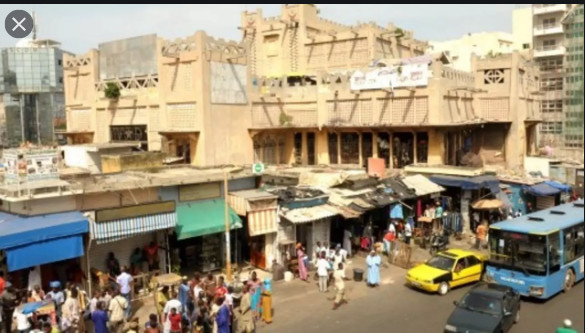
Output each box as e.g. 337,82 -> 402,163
280,205 -> 338,260
0,211 -> 89,291
523,182 -> 562,210
87,201 -> 177,295
228,190 -> 278,270
174,199 -> 242,273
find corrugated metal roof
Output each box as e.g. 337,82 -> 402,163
229,189 -> 277,201
402,174 -> 445,196
280,205 -> 339,224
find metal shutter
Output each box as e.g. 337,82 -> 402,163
536,196 -> 555,210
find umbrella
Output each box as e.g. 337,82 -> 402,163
471,199 -> 504,210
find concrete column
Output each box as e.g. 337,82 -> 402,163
412,131 -> 418,164
372,132 -> 379,158
316,129 -> 329,165
389,131 -> 394,169
337,132 -> 342,165
358,132 -> 363,166
301,131 -> 308,165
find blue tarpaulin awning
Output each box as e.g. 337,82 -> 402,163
524,182 -> 562,197
429,175 -> 500,193
544,180 -> 572,192
0,211 -> 88,272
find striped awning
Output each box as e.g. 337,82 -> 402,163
248,209 -> 277,237
90,212 -> 177,244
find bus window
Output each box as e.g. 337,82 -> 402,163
488,229 -> 547,275
564,223 -> 585,264
548,232 -> 561,273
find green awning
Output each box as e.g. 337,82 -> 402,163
176,199 -> 242,240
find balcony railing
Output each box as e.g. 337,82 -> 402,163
533,24 -> 563,36
534,46 -> 565,58
533,4 -> 568,15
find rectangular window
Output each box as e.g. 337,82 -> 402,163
541,77 -> 563,91
548,232 -> 562,273
563,223 -> 585,264
294,133 -> 302,165
541,100 -> 563,113
540,121 -> 563,134
307,132 -> 315,165
340,133 -> 359,164
376,132 -> 390,167
361,132 -> 373,167
542,18 -> 556,29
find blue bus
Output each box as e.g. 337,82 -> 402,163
484,201 -> 584,299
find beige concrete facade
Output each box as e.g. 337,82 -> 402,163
430,32 -> 514,71
245,4 -> 540,172
64,4 -> 541,172
63,32 -> 253,167
513,7 -> 534,51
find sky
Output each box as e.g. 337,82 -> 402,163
1,4 -> 530,54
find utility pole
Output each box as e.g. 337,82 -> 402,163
224,170 -> 232,281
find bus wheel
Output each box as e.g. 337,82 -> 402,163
563,269 -> 575,292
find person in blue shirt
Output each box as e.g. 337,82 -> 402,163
91,301 -> 109,333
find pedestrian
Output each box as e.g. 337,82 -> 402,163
127,321 -> 139,333
129,248 -> 144,276
178,277 -> 190,314
100,288 -> 113,312
1,283 -> 18,333
214,297 -> 230,333
404,221 -> 413,245
106,253 -> 121,279
145,313 -> 159,332
296,243 -> 309,282
62,287 -> 81,333
247,272 -> 262,321
366,250 -> 381,287
168,308 -> 182,333
28,266 -> 42,292
89,291 -> 101,316
31,285 -> 45,302
162,292 -> 182,333
556,319 -> 578,333
332,263 -> 347,310
13,297 -> 32,333
157,286 -> 170,317
333,246 -> 345,270
46,282 -> 65,317
107,290 -> 127,333
30,321 -> 44,333
145,241 -> 162,271
316,252 -> 330,293
204,274 -> 216,300
475,221 -> 488,250
0,271 -> 5,295
238,285 -> 254,333
91,301 -> 109,333
215,276 -> 227,298
343,229 -> 353,258
116,266 -> 133,319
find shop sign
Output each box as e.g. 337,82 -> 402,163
350,63 -> 429,91
95,201 -> 175,222
179,182 -> 221,202
252,163 -> 265,175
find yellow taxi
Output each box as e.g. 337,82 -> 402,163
406,249 -> 487,295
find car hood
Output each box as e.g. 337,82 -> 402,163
407,264 -> 448,281
446,307 -> 500,332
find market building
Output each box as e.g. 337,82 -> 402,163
62,31 -> 252,167
244,4 -> 540,173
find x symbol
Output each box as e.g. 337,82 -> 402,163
12,16 -> 26,31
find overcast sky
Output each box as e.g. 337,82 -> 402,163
1,4 -> 529,54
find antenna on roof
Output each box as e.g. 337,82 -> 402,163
32,11 -> 37,40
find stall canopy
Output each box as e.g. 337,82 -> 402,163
401,174 -> 445,196
544,180 -> 572,193
175,199 -> 242,240
228,190 -> 278,237
280,205 -> 339,224
0,211 -> 88,272
524,182 -> 562,197
90,212 -> 177,244
429,175 -> 500,193
471,199 -> 504,210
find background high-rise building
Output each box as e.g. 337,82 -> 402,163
531,4 -> 582,158
562,4 -> 584,152
0,38 -> 68,147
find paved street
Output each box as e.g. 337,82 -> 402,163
259,261 -> 584,333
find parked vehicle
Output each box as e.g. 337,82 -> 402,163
429,229 -> 451,255
406,249 -> 486,295
444,283 -> 520,333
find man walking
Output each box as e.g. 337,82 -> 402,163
404,221 -> 413,245
108,290 -> 127,333
116,266 -> 133,319
366,250 -> 381,287
332,263 -> 347,310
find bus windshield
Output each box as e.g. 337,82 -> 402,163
488,229 -> 547,276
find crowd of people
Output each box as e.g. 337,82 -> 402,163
150,271 -> 264,333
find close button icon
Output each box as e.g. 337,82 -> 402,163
5,10 -> 34,38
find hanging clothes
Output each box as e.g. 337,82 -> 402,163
390,204 -> 404,219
